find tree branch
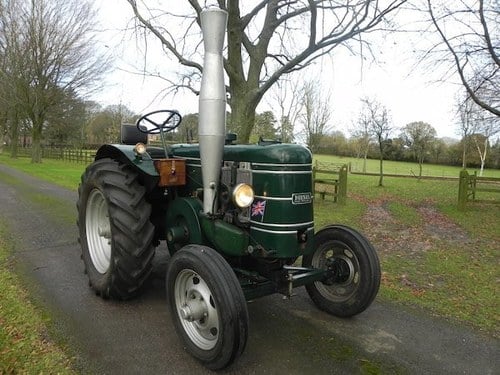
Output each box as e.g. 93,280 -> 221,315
126,0 -> 202,73
428,0 -> 499,117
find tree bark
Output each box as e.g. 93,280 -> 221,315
9,111 -> 19,159
378,141 -> 384,187
31,114 -> 44,163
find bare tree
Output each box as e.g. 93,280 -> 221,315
299,80 -> 332,152
361,97 -> 391,186
456,94 -> 476,168
126,0 -> 406,143
470,110 -> 499,175
352,109 -> 372,173
427,0 -> 499,117
267,78 -> 303,143
0,0 -> 108,162
456,91 -> 500,173
401,121 -> 437,179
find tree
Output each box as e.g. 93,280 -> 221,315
457,92 -> 500,173
267,78 -> 302,143
250,111 -> 277,143
299,80 -> 331,153
470,112 -> 499,175
0,0 -> 108,162
45,90 -> 87,147
401,121 -> 437,179
126,0 -> 406,143
427,0 -> 499,117
177,113 -> 198,143
86,104 -> 137,145
361,97 -> 391,186
352,107 -> 373,173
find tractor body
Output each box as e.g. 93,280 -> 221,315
94,140 -> 323,300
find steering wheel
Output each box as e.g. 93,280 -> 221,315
136,110 -> 182,134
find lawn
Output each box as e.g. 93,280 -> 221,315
0,153 -> 499,338
315,154 -> 500,178
0,154 -> 85,190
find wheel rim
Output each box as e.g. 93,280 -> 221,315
312,241 -> 360,302
174,269 -> 219,350
85,189 -> 112,274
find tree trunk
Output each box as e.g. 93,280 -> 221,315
362,147 -> 369,173
9,111 -> 19,158
31,114 -> 44,163
462,142 -> 467,168
378,156 -> 384,186
229,91 -> 259,144
418,156 -> 423,180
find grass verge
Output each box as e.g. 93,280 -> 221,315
0,222 -> 75,374
0,154 -> 84,190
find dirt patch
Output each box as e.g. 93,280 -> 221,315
361,199 -> 470,256
416,205 -> 470,243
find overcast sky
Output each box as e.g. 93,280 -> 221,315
93,0 -> 463,140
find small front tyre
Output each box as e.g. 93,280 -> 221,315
303,225 -> 381,317
166,245 -> 248,370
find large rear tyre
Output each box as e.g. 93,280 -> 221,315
166,245 -> 248,370
303,225 -> 380,317
77,158 -> 155,299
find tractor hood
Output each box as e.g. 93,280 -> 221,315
171,143 -> 312,165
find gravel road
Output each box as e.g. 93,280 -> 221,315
0,163 -> 498,374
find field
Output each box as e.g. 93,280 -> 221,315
0,153 -> 499,339
315,154 -> 500,178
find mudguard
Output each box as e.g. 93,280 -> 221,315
95,144 -> 159,177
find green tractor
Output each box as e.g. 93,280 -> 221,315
77,8 -> 380,370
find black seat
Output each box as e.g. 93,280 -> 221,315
121,123 -> 148,145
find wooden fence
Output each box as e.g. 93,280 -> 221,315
5,147 -> 96,164
458,170 -> 500,210
312,161 -> 348,204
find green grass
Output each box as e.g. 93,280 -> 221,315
0,154 -> 85,190
315,154 -> 500,178
0,222 -> 75,374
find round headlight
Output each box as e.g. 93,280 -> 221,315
134,142 -> 147,155
232,183 -> 254,208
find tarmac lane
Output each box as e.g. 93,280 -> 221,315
0,164 -> 498,374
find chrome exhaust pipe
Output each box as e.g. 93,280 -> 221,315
199,8 -> 227,214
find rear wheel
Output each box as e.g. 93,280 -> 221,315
166,245 -> 248,370
303,225 -> 380,317
77,158 -> 155,299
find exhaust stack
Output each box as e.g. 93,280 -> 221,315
199,8 -> 227,214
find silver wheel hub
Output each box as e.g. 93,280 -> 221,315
313,245 -> 359,301
174,269 -> 219,350
85,189 -> 112,274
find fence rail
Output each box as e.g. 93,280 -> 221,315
458,170 -> 500,210
312,161 -> 348,204
4,147 -> 96,164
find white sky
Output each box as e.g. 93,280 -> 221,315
92,0 -> 462,140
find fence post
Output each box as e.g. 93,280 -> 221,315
458,169 -> 469,210
337,164 -> 348,205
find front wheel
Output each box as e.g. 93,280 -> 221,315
166,245 -> 248,370
303,225 -> 380,317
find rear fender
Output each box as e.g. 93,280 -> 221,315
95,144 -> 159,183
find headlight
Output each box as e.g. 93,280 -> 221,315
232,183 -> 254,208
134,142 -> 147,155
